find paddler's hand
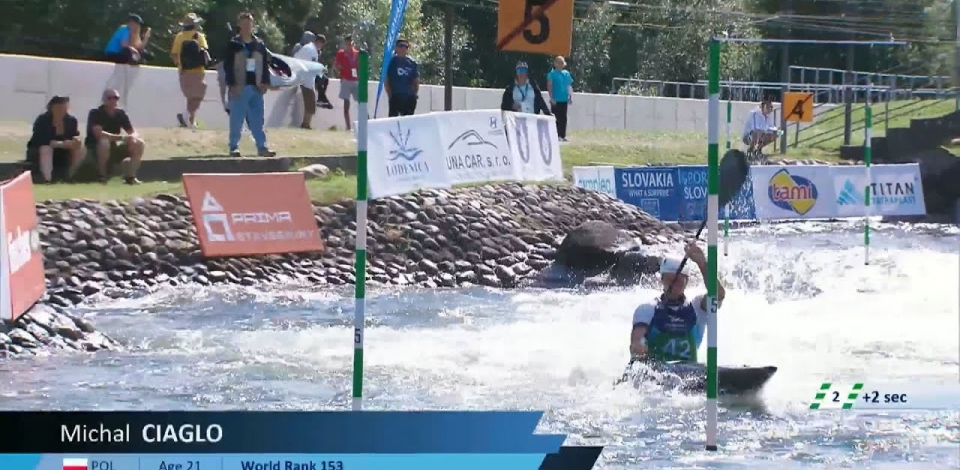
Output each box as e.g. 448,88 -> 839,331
684,242 -> 706,266
629,340 -> 647,358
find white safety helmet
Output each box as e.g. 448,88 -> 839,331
659,256 -> 691,276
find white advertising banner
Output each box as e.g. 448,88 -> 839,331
831,164 -> 926,217
750,165 -> 837,220
572,166 -> 617,199
367,115 -> 451,199
503,112 -> 564,181
436,110 -> 520,184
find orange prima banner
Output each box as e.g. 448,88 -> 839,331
182,173 -> 324,258
0,172 -> 45,321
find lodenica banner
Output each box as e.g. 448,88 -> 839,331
502,112 -> 564,181
831,163 -> 926,217
367,110 -> 564,198
436,110 -> 519,184
750,165 -> 837,220
367,115 -> 450,199
572,166 -> 616,199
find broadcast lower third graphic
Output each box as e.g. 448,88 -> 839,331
809,382 -> 960,410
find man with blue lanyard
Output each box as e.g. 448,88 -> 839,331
629,242 -> 726,363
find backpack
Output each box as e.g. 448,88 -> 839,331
179,33 -> 209,69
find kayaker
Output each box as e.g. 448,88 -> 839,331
629,242 -> 727,363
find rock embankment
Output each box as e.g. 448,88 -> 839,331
3,184 -> 684,357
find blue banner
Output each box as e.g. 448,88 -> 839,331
374,0 -> 410,117
675,166 -> 756,222
614,167 -> 681,221
612,166 -> 755,222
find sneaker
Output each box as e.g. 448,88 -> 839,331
258,149 -> 277,157
176,113 -> 188,128
229,150 -> 241,158
124,177 -> 142,185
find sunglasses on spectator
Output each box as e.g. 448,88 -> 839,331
516,67 -> 529,74
106,95 -> 120,101
397,43 -> 409,48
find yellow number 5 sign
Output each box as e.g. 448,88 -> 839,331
497,0 -> 574,56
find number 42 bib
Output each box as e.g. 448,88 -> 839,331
648,332 -> 698,362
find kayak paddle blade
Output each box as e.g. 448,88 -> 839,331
717,149 -> 751,208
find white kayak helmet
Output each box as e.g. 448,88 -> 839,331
659,256 -> 691,276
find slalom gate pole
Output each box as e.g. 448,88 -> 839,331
705,38 -> 721,451
863,85 -> 872,265
723,100 -> 732,256
352,51 -> 369,410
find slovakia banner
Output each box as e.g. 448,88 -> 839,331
374,0 -> 411,117
831,163 -> 926,217
572,166 -> 617,199
676,166 -> 756,221
502,112 -> 564,181
750,165 -> 837,220
367,115 -> 450,198
575,163 -> 926,222
615,167 -> 681,220
437,110 -> 518,184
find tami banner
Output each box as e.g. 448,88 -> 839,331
374,0 -> 410,117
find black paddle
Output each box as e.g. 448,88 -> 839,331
614,149 -> 751,387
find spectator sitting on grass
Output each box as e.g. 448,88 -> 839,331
85,89 -> 144,185
742,97 -> 779,156
104,14 -> 151,65
27,96 -> 83,183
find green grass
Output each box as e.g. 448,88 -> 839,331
30,128 -> 845,204
794,98 -> 958,151
0,124 -> 357,161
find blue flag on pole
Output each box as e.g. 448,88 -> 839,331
375,0 -> 410,117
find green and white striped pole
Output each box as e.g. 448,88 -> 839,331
863,85 -> 872,266
723,100 -> 732,256
705,38 -> 721,451
352,51 -> 370,410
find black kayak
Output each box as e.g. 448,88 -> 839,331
630,360 -> 777,395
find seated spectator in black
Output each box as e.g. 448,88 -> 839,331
104,14 -> 152,64
27,96 -> 84,183
85,89 -> 145,185
385,38 -> 419,117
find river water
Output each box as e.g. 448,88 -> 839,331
1,222 -> 958,469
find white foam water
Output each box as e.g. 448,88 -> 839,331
0,222 -> 957,468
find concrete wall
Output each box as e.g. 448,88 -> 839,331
0,53 -> 766,134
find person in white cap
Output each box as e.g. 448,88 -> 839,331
629,242 -> 726,364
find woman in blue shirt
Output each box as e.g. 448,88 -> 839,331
104,14 -> 151,64
546,56 -> 574,141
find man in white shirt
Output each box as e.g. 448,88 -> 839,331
741,98 -> 779,155
293,31 -> 325,129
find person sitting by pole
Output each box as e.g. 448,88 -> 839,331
741,97 -> 780,160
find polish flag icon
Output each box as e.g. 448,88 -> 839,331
63,458 -> 88,470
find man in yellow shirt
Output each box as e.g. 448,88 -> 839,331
170,13 -> 210,129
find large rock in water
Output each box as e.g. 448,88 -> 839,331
533,221 -> 661,287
